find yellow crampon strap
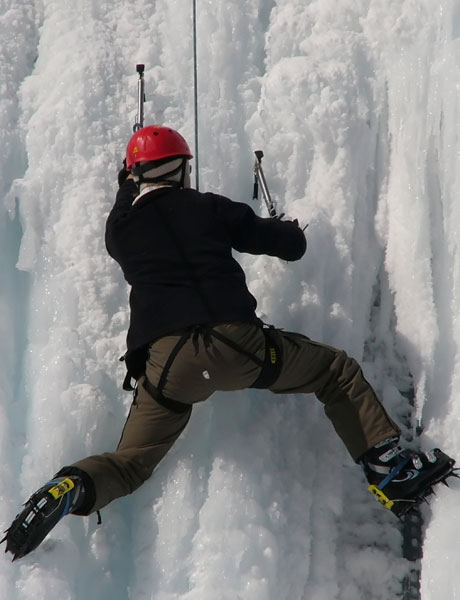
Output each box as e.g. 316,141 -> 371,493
368,484 -> 395,510
48,478 -> 75,500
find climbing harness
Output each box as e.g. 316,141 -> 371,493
141,324 -> 282,414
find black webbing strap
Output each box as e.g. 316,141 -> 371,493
156,330 -> 192,394
143,377 -> 191,414
122,369 -> 134,392
142,329 -> 193,414
121,346 -> 149,391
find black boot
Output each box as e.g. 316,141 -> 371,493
1,475 -> 86,561
360,437 -> 456,518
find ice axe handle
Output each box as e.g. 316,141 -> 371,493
253,150 -> 277,218
253,150 -> 264,199
133,64 -> 145,132
252,179 -> 259,200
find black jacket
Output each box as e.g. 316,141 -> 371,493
105,181 -> 306,355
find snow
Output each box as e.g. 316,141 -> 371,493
0,0 -> 459,598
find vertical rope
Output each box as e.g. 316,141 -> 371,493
192,0 -> 200,190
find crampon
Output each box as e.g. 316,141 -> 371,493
1,476 -> 85,561
361,443 -> 457,518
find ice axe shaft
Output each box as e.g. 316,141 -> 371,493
133,64 -> 145,132
253,150 -> 277,218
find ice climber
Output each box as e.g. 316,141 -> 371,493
2,125 -> 456,560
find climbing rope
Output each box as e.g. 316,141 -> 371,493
192,0 -> 200,190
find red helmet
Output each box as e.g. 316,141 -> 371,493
126,125 -> 193,170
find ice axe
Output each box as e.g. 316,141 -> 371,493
252,150 -> 308,231
252,150 -> 280,218
133,64 -> 145,132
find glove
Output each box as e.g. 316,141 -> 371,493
118,159 -> 130,187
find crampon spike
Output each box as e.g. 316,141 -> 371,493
425,485 -> 435,497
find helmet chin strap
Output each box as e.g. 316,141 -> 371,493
179,159 -> 188,187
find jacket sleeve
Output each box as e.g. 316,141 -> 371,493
106,180 -> 138,227
216,195 -> 307,262
105,180 -> 138,257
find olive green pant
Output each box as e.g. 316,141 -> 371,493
70,323 -> 400,513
